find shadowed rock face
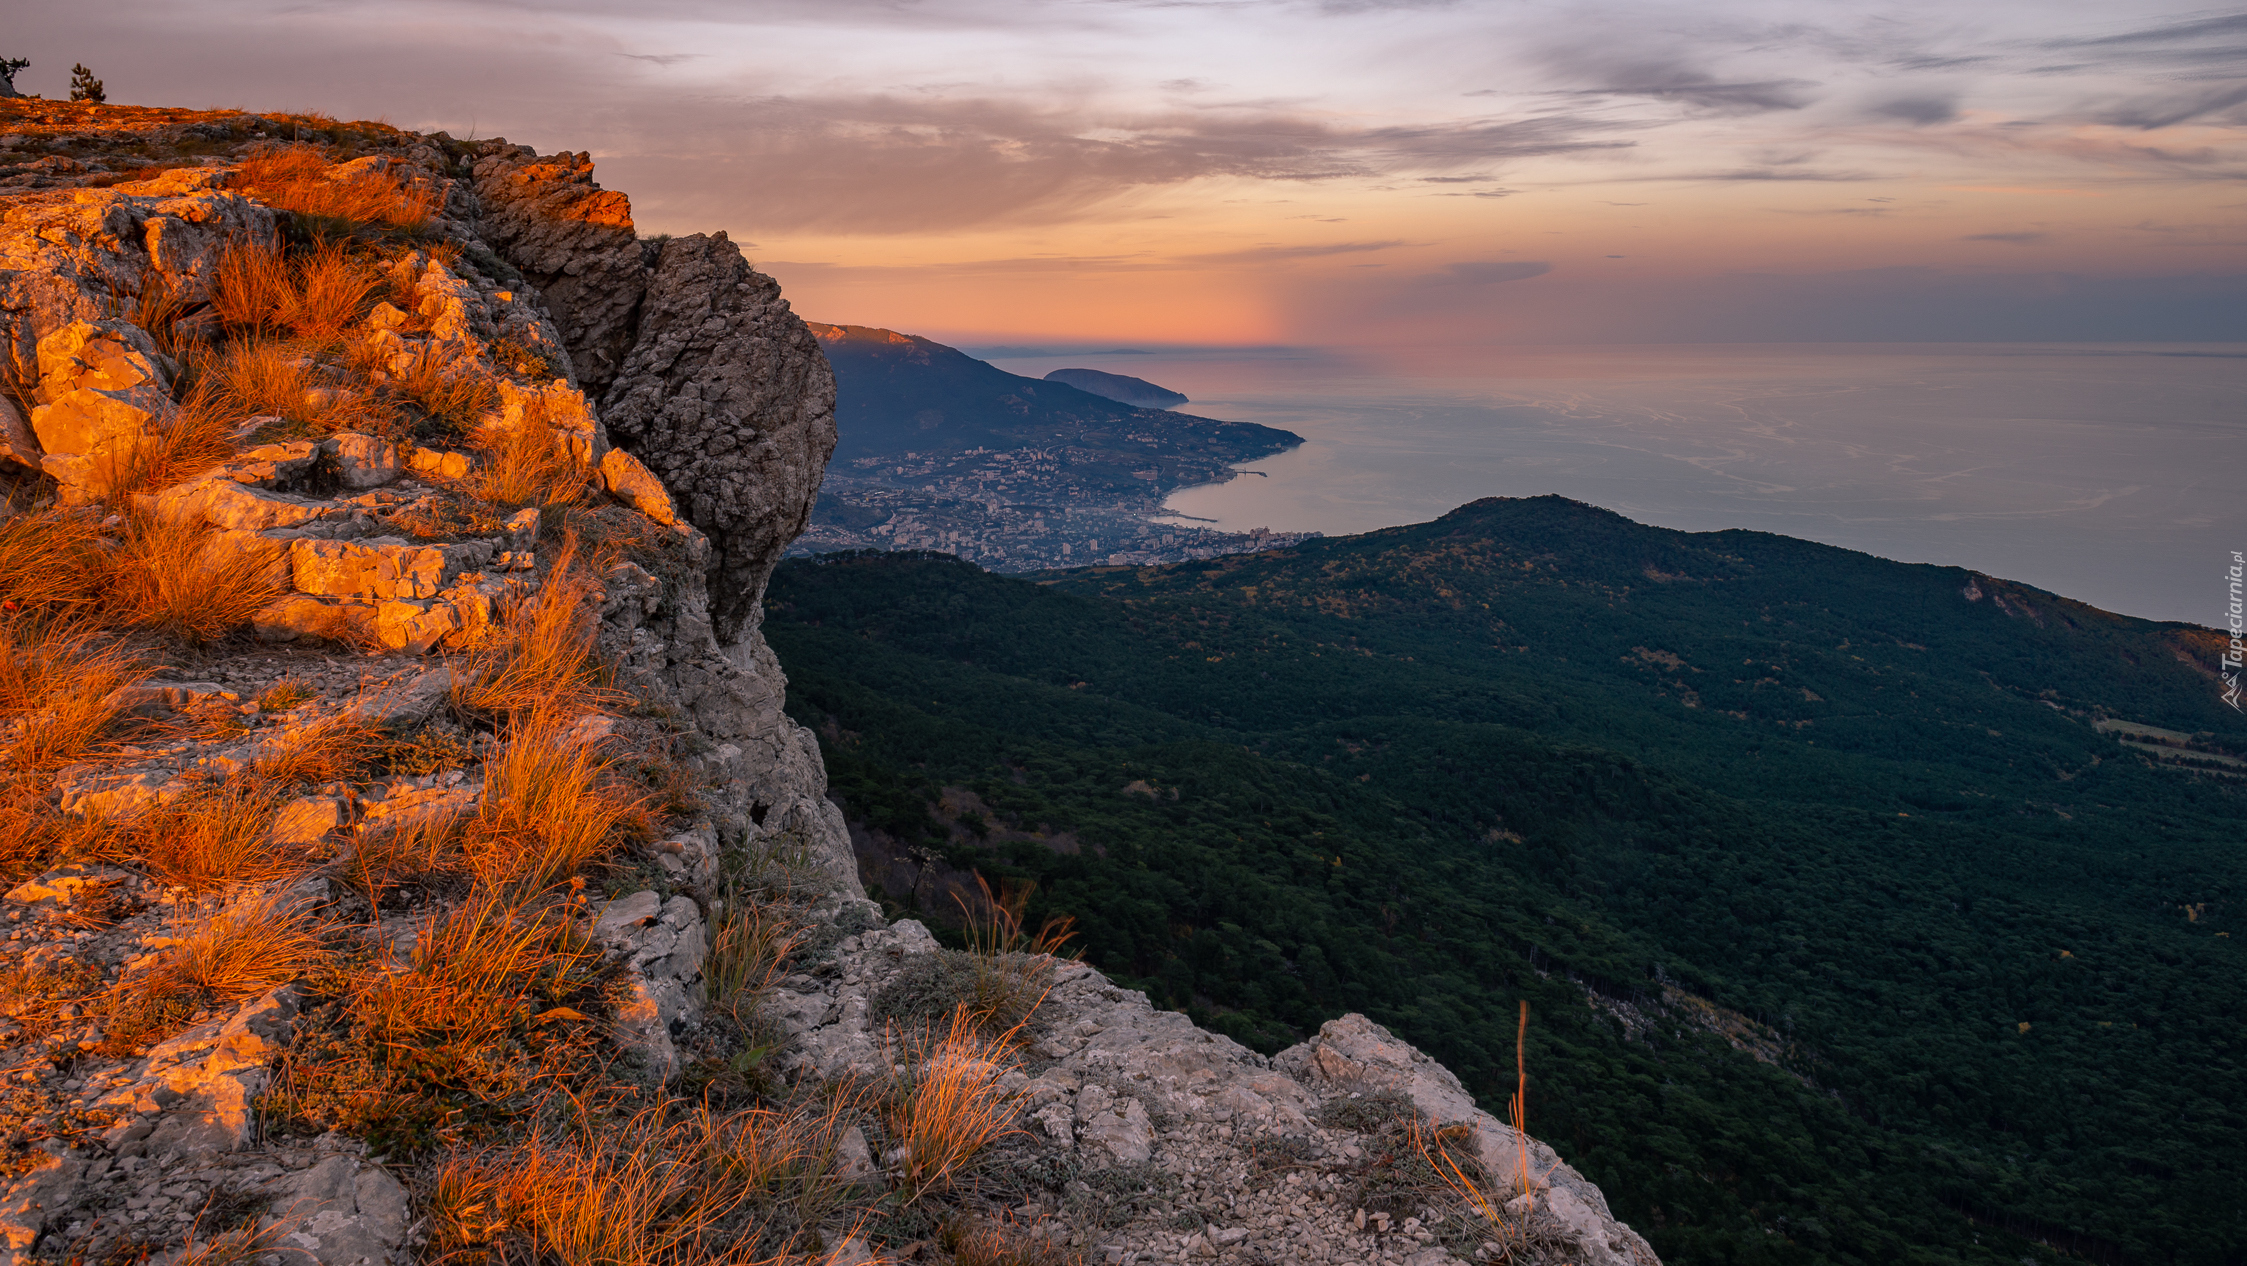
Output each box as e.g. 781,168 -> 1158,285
600,234 -> 838,644
471,148 -> 837,645
470,149 -> 642,393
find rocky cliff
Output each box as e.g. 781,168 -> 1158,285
0,100 -> 1655,1266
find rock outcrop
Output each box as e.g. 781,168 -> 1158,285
473,147 -> 838,644
0,101 -> 1653,1266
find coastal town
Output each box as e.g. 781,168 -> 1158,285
788,444 -> 1321,571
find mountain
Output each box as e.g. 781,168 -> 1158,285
5,104 -> 1652,1266
767,495 -> 2244,1266
794,323 -> 1310,569
805,322 -> 1283,477
1043,366 -> 1189,407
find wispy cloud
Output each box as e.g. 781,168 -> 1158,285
1963,231 -> 2050,244
1424,260 -> 1553,284
1187,240 -> 1409,263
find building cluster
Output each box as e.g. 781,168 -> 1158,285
790,445 -> 1320,571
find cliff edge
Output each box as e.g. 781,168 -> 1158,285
0,100 -> 1654,1266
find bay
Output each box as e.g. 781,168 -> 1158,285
987,343 -> 2243,624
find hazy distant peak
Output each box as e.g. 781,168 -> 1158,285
804,321 -> 923,347
1044,366 -> 1189,407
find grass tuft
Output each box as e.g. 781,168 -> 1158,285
104,887 -> 322,1050
0,509 -> 111,618
882,1005 -> 1026,1204
0,618 -> 148,770
451,537 -> 609,722
387,341 -> 498,439
469,407 -> 590,509
103,510 -> 288,643
130,778 -> 289,893
462,710 -> 648,894
234,143 -> 439,232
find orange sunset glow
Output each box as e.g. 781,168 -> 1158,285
10,1 -> 2241,345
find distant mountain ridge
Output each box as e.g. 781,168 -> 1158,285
804,322 -> 1290,470
1044,366 -> 1189,407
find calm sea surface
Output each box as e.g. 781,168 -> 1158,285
986,344 -> 2243,625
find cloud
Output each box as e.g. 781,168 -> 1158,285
1870,95 -> 1959,126
1963,231 -> 2050,244
1186,240 -> 1408,264
1556,54 -> 1817,115
1677,168 -> 1878,182
1420,174 -> 1494,183
607,94 -> 1633,234
618,53 -> 703,66
1427,260 -> 1552,284
2092,84 -> 2247,130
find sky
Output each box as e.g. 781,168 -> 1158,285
8,1 -> 2245,345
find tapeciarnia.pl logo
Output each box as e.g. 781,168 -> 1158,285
2225,550 -> 2244,712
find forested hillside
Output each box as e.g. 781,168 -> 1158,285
765,496 -> 2244,1266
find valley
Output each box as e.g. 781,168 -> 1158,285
769,496 -> 2246,1266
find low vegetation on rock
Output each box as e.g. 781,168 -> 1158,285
0,99 -> 1654,1266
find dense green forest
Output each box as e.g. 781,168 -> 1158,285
763,496 -> 2244,1266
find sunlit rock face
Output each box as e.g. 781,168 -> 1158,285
0,102 -> 1648,1266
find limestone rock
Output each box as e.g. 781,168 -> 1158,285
403,443 -> 471,480
154,475 -> 332,531
0,1151 -> 81,1262
5,864 -> 132,909
487,376 -> 607,467
252,594 -> 377,645
470,147 -> 644,391
599,232 -> 837,644
323,432 -> 399,489
0,393 -> 39,471
272,796 -> 346,845
291,535 -> 492,601
57,768 -> 182,818
267,1154 -> 411,1266
598,444 -> 677,525
1279,1015 -> 1661,1266
28,320 -> 174,470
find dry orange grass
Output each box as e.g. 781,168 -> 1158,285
0,618 -> 149,769
432,1112 -> 712,1266
189,334 -> 397,441
429,1101 -> 874,1266
388,341 -> 498,436
451,539 -> 609,722
462,710 -> 648,893
0,779 -> 111,884
706,893 -> 805,1027
102,887 -> 322,1051
93,392 -> 239,497
209,240 -> 386,344
251,709 -> 395,785
939,1218 -> 1085,1266
129,778 -> 289,892
103,510 -> 288,643
0,508 -> 110,617
345,888 -> 602,1080
208,239 -> 294,335
234,144 -> 439,231
882,1005 -> 1026,1203
136,886 -> 323,999
469,410 -> 591,508
349,810 -> 468,902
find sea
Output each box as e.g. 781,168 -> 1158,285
982,344 -> 2243,627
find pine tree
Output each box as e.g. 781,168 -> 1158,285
0,58 -> 28,99
68,63 -> 104,105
